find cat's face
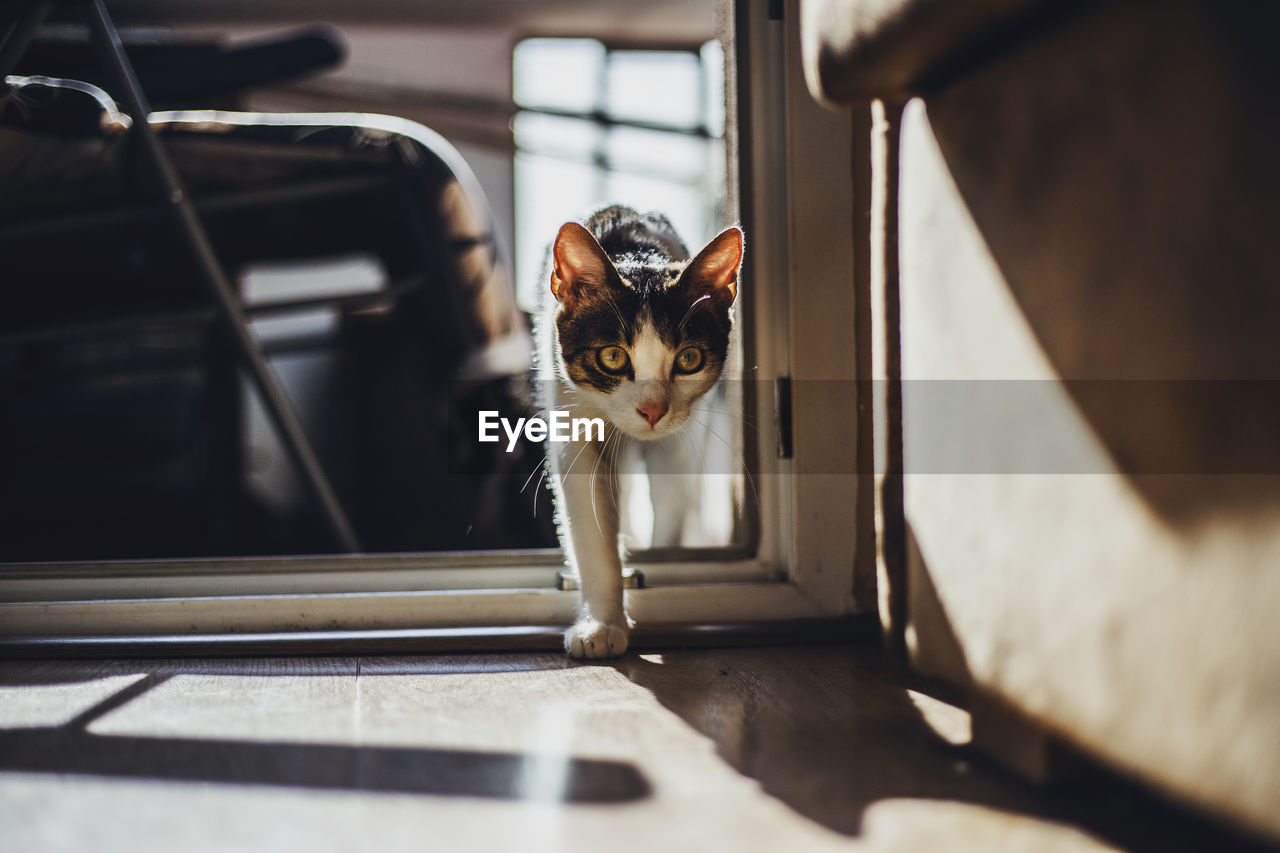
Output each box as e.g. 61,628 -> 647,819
550,222 -> 742,441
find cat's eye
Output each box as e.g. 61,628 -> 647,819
597,345 -> 631,374
674,347 -> 705,374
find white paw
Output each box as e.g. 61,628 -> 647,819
565,618 -> 630,659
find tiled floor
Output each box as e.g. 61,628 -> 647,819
0,644 -> 1264,851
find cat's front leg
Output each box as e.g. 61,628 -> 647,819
552,438 -> 630,658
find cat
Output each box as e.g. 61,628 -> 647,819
538,205 -> 743,658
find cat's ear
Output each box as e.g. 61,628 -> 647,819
683,226 -> 743,305
551,222 -> 613,311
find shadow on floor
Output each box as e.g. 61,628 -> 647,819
3,645 -> 1276,848
0,656 -> 647,804
0,727 -> 648,803
613,643 -> 1279,852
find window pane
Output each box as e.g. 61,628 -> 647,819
513,38 -> 604,114
511,112 -> 606,162
702,40 -> 726,138
605,50 -> 703,129
604,125 -> 714,182
0,24 -> 739,565
514,151 -> 604,309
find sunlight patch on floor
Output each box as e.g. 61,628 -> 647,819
0,674 -> 148,729
907,689 -> 971,746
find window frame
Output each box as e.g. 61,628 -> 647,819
0,0 -> 866,650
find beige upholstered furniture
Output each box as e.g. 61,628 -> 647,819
804,0 -> 1280,841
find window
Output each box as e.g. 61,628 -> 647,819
0,1 -> 864,649
511,38 -> 726,312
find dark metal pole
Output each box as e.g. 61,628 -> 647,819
80,0 -> 361,553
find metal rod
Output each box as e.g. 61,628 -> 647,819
519,104 -> 718,140
0,0 -> 49,79
80,0 -> 361,553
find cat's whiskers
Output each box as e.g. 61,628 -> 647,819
587,428 -> 609,534
681,428 -> 703,475
521,398 -> 588,499
607,430 -> 625,520
677,294 -> 712,333
690,403 -> 761,434
603,291 -> 630,340
559,436 -> 593,485
520,453 -> 549,495
588,428 -> 623,536
549,392 -> 584,411
608,431 -> 625,525
532,465 -> 548,517
685,412 -> 760,515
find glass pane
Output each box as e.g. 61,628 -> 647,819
605,50 -> 703,129
604,125 -> 715,182
702,40 -> 726,138
513,38 -> 604,114
511,112 -> 606,163
514,150 -> 605,310
0,29 -> 738,563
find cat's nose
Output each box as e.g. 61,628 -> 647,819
636,402 -> 668,427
